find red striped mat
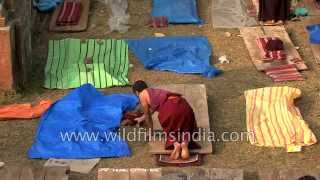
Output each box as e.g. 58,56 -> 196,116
56,1 -> 82,26
265,64 -> 304,82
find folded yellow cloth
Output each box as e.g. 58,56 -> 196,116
245,86 -> 317,152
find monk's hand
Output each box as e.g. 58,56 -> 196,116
134,114 -> 146,123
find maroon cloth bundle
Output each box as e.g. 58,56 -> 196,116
256,37 -> 287,61
56,1 -> 82,26
147,16 -> 169,28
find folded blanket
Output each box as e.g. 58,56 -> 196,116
245,86 -> 317,152
56,1 -> 82,26
265,64 -> 304,82
147,16 -> 169,28
256,37 -> 287,61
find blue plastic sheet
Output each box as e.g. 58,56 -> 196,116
33,0 -> 62,12
127,36 -> 221,78
307,24 -> 320,44
28,84 -> 138,159
151,0 -> 202,24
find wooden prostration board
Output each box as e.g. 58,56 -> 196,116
0,166 -> 69,180
149,84 -> 212,155
305,18 -> 320,64
49,0 -> 90,32
240,26 -> 308,71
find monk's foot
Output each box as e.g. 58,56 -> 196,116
169,143 -> 181,160
181,142 -> 190,160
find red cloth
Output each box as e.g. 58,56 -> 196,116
56,1 -> 82,26
265,64 -> 304,82
147,16 -> 169,28
157,97 -> 198,150
256,37 -> 287,61
0,100 -> 53,120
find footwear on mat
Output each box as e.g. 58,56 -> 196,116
44,38 -> 129,89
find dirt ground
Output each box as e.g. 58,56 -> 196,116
1,0 -> 320,179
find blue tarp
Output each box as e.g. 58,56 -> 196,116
127,36 -> 221,78
307,24 -> 320,44
151,0 -> 202,24
28,84 -> 138,159
33,0 -> 62,12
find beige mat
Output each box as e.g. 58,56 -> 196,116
149,84 -> 212,155
49,0 -> 90,32
240,26 -> 308,71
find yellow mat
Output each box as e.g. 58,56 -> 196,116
245,86 -> 317,152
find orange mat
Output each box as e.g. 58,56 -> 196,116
0,100 -> 53,120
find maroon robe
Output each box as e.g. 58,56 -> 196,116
146,88 -> 198,150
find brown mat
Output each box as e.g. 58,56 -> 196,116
156,154 -> 203,167
149,84 -> 212,155
240,26 -> 308,71
304,0 -> 320,16
305,18 -> 320,64
49,0 -> 90,32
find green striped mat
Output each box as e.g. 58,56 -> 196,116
44,38 -> 129,89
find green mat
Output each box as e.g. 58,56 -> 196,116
44,38 -> 129,89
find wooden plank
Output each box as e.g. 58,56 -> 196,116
20,167 -> 35,180
98,169 -> 130,180
0,26 -> 14,90
98,168 -> 161,180
279,169 -> 320,180
258,169 -> 280,180
205,168 -> 244,180
0,166 -> 22,180
240,26 -> 308,71
149,84 -> 212,155
49,0 -> 90,32
44,166 -> 69,180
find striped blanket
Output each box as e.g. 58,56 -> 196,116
245,87 -> 317,152
44,38 -> 129,89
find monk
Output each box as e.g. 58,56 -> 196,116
258,0 -> 290,25
132,80 -> 198,160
